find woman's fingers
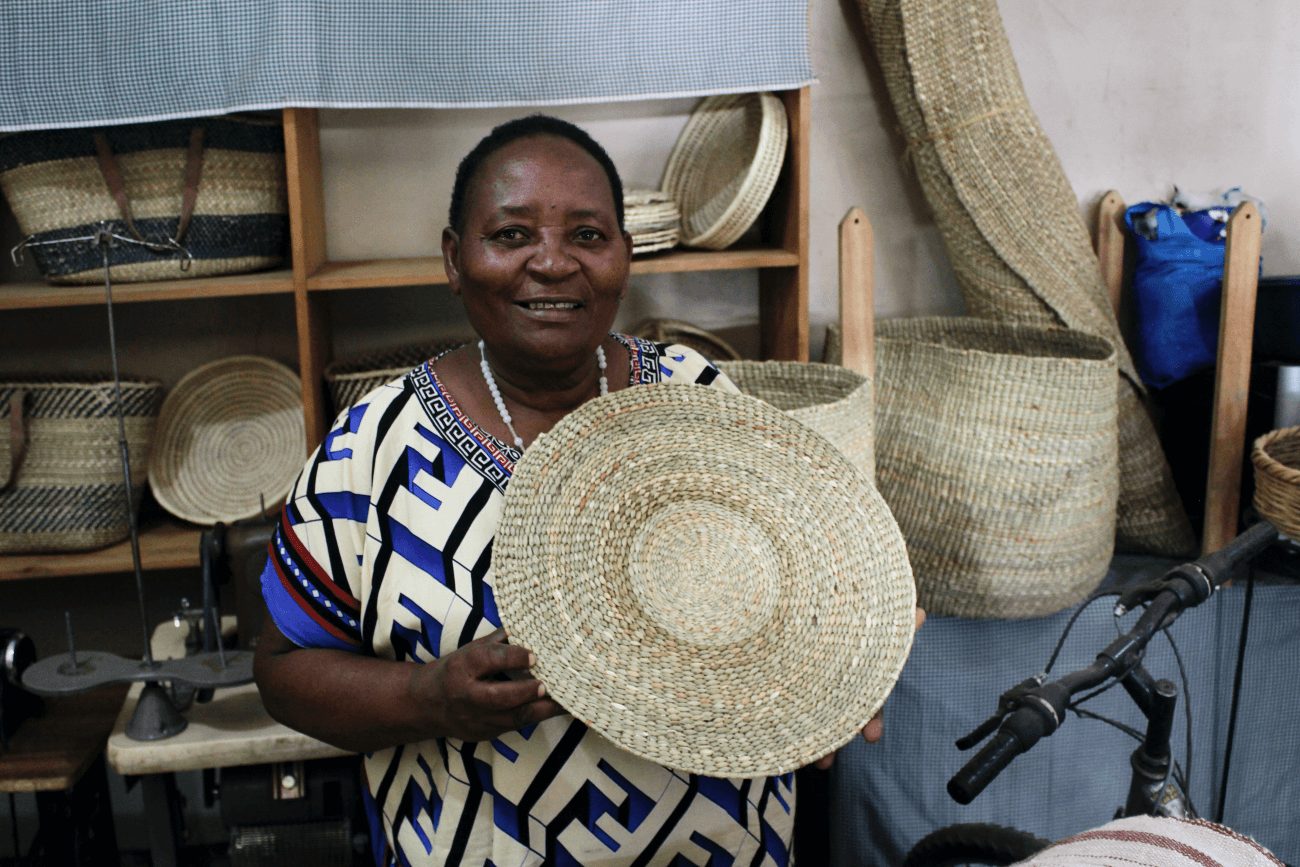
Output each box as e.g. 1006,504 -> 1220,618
861,711 -> 885,744
815,752 -> 835,770
915,606 -> 927,632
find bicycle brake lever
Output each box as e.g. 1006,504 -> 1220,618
1113,578 -> 1167,617
955,675 -> 1044,750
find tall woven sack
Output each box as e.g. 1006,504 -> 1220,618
855,0 -> 1195,557
0,380 -> 162,553
874,318 -> 1117,618
0,114 -> 287,284
717,360 -> 875,485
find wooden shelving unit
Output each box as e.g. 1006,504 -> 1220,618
0,87 -> 810,579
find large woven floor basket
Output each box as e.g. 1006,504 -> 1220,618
718,360 -> 875,484
1252,426 -> 1300,540
0,379 -> 162,553
874,318 -> 1119,618
0,114 -> 287,284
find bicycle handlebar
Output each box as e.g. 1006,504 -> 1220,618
947,521 -> 1279,804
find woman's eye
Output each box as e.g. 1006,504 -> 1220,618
494,227 -> 528,242
575,228 -> 604,243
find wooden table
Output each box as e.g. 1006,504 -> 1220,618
1,684 -> 126,862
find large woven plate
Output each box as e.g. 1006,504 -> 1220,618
494,384 -> 916,777
662,92 -> 788,250
149,355 -> 304,524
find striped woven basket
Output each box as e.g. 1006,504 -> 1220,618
0,114 -> 287,284
0,379 -> 162,553
718,360 -> 875,484
1252,426 -> 1300,540
874,318 -> 1118,618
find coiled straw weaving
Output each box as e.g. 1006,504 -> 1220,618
148,355 -> 303,525
494,384 -> 916,777
1252,426 -> 1300,540
874,318 -> 1118,619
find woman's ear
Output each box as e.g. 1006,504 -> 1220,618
442,227 -> 462,295
620,230 -> 633,299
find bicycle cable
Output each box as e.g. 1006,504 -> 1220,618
1042,589 -> 1121,676
1215,559 -> 1258,823
1163,624 -> 1197,816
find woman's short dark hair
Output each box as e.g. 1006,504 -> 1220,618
448,114 -> 624,234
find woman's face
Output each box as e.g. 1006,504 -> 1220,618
443,134 -> 631,373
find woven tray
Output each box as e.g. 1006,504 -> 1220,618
148,356 -> 303,525
662,92 -> 787,250
1253,425 -> 1300,539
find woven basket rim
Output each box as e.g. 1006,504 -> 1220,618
877,317 -> 1116,363
148,355 -> 303,525
661,92 -> 787,250
1253,426 -> 1300,484
494,384 -> 915,777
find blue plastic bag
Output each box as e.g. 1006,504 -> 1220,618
1124,202 -> 1226,389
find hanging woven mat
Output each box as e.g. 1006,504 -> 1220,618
662,92 -> 787,250
0,379 -> 162,553
494,384 -> 916,778
149,356 -> 304,525
718,360 -> 874,484
1252,426 -> 1300,540
874,317 -> 1118,619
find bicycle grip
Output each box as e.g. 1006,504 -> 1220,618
1195,521 -> 1278,587
947,730 -> 1025,805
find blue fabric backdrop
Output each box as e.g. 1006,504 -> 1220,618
0,1 -> 813,131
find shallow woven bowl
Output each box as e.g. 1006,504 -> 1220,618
149,355 -> 304,524
662,92 -> 788,250
494,384 -> 916,778
1253,425 -> 1300,539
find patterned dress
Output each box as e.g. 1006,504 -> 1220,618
261,335 -> 797,867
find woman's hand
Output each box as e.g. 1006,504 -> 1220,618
813,606 -> 926,770
410,627 -> 565,742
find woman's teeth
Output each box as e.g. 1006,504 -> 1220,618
525,302 -> 579,310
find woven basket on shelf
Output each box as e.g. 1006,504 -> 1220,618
874,317 -> 1119,619
630,319 -> 742,362
661,92 -> 787,250
0,379 -> 162,553
148,356 -> 303,525
1252,426 -> 1300,539
323,340 -> 465,415
718,360 -> 875,484
0,114 -> 287,284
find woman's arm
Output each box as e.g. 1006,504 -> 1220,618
254,616 -> 564,753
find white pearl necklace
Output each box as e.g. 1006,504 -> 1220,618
478,339 -> 608,450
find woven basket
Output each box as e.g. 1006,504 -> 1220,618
1252,426 -> 1300,540
874,317 -> 1119,618
148,356 -> 303,525
0,114 -> 287,284
661,92 -> 787,250
719,360 -> 875,484
323,341 -> 465,415
857,0 -> 1195,557
630,319 -> 742,362
0,379 -> 162,553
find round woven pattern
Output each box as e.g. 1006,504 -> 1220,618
630,319 -> 742,362
874,318 -> 1119,619
662,93 -> 787,250
149,356 -> 303,524
1253,426 -> 1300,540
494,385 -> 916,778
718,360 -> 875,484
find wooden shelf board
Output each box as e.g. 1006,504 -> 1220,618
0,521 -> 202,581
0,270 -> 295,311
306,247 -> 801,292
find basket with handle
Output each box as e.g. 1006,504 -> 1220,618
1252,425 -> 1300,540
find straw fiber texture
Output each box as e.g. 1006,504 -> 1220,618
662,92 -> 787,250
855,0 -> 1194,557
0,115 -> 287,284
874,318 -> 1118,619
494,384 -> 916,778
1252,426 -> 1300,540
324,340 -> 466,415
0,379 -> 162,553
149,356 -> 303,525
718,360 -> 875,484
630,319 -> 742,363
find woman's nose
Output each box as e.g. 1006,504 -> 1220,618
527,230 -> 580,279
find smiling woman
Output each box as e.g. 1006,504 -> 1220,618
251,116 -> 817,866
